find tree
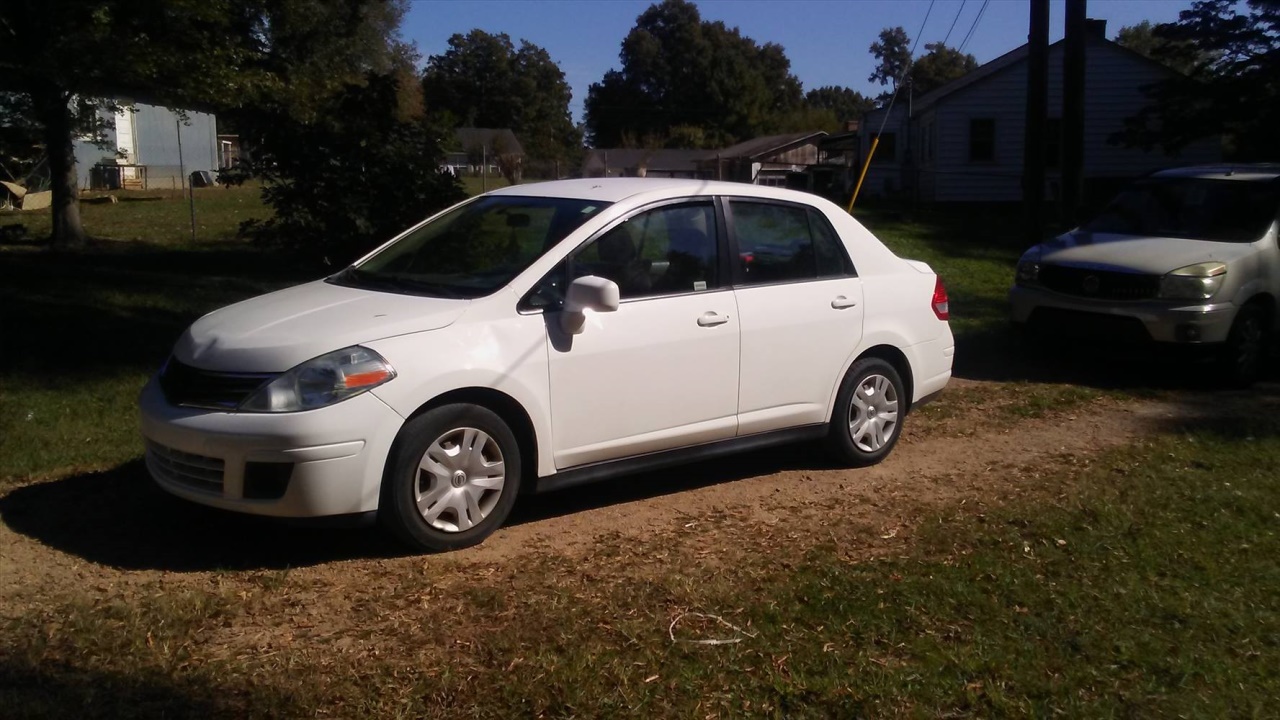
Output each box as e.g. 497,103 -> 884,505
910,42 -> 978,96
804,86 -> 875,125
585,0 -> 803,148
1114,20 -> 1205,76
0,0 -> 266,249
423,30 -> 581,164
1113,0 -> 1280,159
228,3 -> 466,261
869,26 -> 912,98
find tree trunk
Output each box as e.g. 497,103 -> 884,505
34,86 -> 87,250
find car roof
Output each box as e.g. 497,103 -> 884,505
484,177 -> 827,205
1150,164 -> 1280,182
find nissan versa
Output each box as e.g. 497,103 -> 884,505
141,179 -> 955,551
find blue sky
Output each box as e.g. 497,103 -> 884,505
402,0 -> 1192,122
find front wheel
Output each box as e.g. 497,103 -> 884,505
1217,305 -> 1267,388
825,358 -> 906,467
379,404 -> 522,552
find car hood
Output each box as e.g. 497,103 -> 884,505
1037,231 -> 1257,274
173,280 -> 468,372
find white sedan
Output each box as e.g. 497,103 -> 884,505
140,179 -> 954,551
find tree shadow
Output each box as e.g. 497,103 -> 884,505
0,659 -> 300,720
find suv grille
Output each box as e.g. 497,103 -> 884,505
158,357 -> 277,410
1040,265 -> 1160,301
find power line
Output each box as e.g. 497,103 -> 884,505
958,0 -> 990,54
941,0 -> 967,47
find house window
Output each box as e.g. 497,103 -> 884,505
872,132 -> 896,163
1045,118 -> 1063,169
969,119 -> 995,162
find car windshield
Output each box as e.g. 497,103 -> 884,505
328,195 -> 610,298
1084,178 -> 1279,243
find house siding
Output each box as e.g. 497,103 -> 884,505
74,102 -> 219,190
860,38 -> 1222,203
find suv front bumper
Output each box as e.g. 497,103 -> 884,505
1009,285 -> 1237,345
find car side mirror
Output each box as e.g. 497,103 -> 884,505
560,275 -> 620,334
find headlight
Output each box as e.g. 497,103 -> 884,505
239,346 -> 396,413
1158,262 -> 1227,300
1015,248 -> 1042,286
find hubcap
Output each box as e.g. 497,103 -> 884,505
848,374 -> 899,453
415,427 -> 506,533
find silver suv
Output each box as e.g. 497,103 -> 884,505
1010,165 -> 1280,385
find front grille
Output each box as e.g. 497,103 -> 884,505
146,441 -> 225,495
158,357 -> 277,410
1040,265 -> 1160,301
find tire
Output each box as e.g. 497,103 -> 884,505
1217,305 -> 1267,388
379,403 -> 522,552
825,357 -> 906,467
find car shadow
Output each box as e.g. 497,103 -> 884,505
0,460 -> 403,571
0,444 -> 833,571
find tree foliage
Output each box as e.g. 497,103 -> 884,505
228,2 -> 465,261
869,28 -> 976,103
911,42 -> 979,96
423,30 -> 581,163
803,86 -> 874,126
1114,0 -> 1280,159
0,0 -> 268,248
585,0 -> 803,148
241,66 -> 464,264
1114,20 -> 1203,76
868,26 -> 912,94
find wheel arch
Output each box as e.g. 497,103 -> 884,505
403,387 -> 540,493
829,344 -> 915,422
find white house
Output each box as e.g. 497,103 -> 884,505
73,101 -> 219,191
859,20 -> 1221,203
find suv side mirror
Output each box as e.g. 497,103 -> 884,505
560,275 -> 620,334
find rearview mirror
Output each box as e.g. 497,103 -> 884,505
560,275 -> 620,334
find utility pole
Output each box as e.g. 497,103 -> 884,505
175,118 -> 196,243
1062,0 -> 1087,228
1023,0 -> 1050,245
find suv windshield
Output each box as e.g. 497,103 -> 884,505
328,195 -> 610,298
1084,178 -> 1280,243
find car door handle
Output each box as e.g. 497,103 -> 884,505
697,312 -> 730,327
831,296 -> 858,309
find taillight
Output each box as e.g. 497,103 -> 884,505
931,276 -> 950,321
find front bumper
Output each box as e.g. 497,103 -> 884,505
1009,285 -> 1237,344
139,378 -> 405,518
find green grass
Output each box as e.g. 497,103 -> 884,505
0,184 -> 269,245
856,207 -> 1024,338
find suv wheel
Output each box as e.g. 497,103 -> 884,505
1218,305 -> 1267,388
825,358 -> 906,467
379,404 -> 521,552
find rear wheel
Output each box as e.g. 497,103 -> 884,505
825,358 -> 906,467
379,404 -> 521,552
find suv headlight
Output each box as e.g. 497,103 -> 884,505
1158,262 -> 1227,300
1015,248 -> 1042,286
240,346 -> 396,413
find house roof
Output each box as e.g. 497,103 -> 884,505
710,130 -> 828,160
452,128 -> 524,155
908,34 -> 1183,116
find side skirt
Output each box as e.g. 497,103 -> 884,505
535,424 -> 828,494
